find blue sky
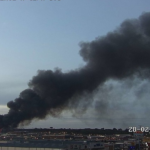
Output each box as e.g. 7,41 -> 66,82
0,0 -> 150,129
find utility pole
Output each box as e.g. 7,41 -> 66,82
138,125 -> 142,150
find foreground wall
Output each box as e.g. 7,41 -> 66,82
0,148 -> 61,150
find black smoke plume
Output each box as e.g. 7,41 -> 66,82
1,12 -> 150,128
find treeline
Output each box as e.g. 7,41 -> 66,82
10,128 -> 130,135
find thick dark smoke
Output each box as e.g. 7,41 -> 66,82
1,12 -> 150,128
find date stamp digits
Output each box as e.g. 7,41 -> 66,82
129,127 -> 149,132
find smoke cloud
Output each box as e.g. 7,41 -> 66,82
1,12 -> 150,128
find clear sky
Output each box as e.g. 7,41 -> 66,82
0,0 -> 150,129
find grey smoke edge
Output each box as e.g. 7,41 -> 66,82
1,12 -> 150,128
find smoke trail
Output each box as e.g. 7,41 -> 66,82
1,12 -> 150,128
